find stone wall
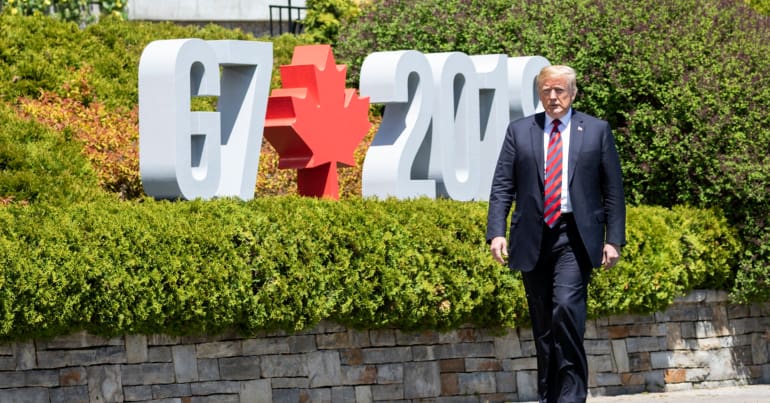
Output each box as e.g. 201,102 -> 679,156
0,290 -> 767,402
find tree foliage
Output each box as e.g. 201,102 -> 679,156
336,0 -> 770,302
747,0 -> 770,14
303,0 -> 363,44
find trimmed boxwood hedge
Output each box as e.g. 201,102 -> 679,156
0,194 -> 738,341
0,104 -> 100,206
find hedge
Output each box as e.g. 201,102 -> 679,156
0,103 -> 99,206
0,195 -> 738,341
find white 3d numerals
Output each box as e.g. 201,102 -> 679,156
138,40 -> 547,202
471,54 -> 510,201
208,40 -> 273,200
359,50 -> 437,199
426,52 -> 481,201
507,56 -> 551,121
360,51 -> 549,201
139,39 -> 273,200
139,39 -> 221,200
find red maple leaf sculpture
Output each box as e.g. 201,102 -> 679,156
264,45 -> 371,199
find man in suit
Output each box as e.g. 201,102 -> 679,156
487,65 -> 625,403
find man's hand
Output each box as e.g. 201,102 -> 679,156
602,243 -> 621,268
490,236 -> 508,265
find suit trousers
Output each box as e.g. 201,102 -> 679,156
521,214 -> 592,403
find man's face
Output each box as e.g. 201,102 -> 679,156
538,76 -> 576,120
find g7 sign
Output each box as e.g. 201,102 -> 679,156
138,39 -> 548,201
139,40 -> 273,201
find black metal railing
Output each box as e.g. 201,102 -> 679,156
269,0 -> 307,36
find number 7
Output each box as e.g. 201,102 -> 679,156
139,39 -> 273,200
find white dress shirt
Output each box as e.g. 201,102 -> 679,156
544,110 -> 573,213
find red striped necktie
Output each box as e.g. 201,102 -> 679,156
544,119 -> 563,228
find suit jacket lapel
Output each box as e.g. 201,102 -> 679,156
569,112 -> 584,186
532,113 -> 546,186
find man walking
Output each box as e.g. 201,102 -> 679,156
487,65 -> 626,402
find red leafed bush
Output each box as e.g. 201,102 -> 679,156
16,67 -> 142,200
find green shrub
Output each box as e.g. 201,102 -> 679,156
0,103 -> 99,206
303,0 -> 363,44
747,0 -> 770,14
336,0 -> 518,84
0,14 -> 87,101
588,206 -> 738,317
590,207 -> 685,316
17,83 -> 141,199
337,0 -> 770,302
0,197 -> 517,339
671,205 -> 739,291
82,16 -> 257,109
0,15 -> 310,110
82,19 -> 313,108
0,195 -> 739,340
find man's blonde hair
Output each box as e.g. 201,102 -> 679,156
537,65 -> 578,95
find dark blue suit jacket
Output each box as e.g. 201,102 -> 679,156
486,111 -> 626,272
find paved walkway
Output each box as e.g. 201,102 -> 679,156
523,385 -> 770,403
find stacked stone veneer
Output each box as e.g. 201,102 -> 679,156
0,290 -> 767,402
